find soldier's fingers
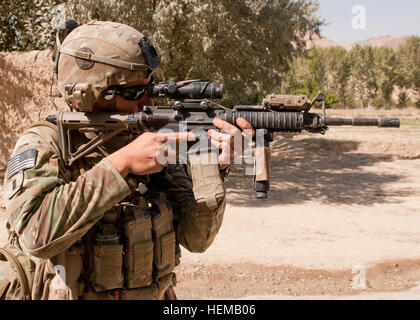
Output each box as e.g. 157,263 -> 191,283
155,145 -> 177,166
208,129 -> 233,144
210,138 -> 228,150
156,132 -> 196,142
236,117 -> 255,138
209,130 -> 245,158
212,118 -> 241,136
210,138 -> 233,164
219,142 -> 233,166
165,148 -> 178,164
155,145 -> 168,166
209,138 -> 220,150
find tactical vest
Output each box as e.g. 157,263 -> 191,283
78,193 -> 179,300
66,128 -> 180,300
2,121 -> 226,300
1,122 -> 178,300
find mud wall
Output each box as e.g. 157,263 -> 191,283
0,50 -> 66,178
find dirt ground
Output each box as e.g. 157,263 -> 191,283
173,112 -> 420,300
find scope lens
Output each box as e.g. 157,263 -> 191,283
207,83 -> 223,99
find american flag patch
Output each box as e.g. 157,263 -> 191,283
6,149 -> 38,179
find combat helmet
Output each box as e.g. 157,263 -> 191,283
54,20 -> 160,111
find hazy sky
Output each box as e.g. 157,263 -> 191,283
317,0 -> 420,43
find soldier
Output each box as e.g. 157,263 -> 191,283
1,21 -> 254,300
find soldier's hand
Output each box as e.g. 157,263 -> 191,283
208,117 -> 255,169
107,132 -> 195,177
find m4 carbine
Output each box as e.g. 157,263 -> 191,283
47,79 -> 400,199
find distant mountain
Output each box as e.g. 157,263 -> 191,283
306,34 -> 411,50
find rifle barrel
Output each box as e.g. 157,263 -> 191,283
325,117 -> 400,128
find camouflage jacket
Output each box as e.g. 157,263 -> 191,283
2,123 -> 226,299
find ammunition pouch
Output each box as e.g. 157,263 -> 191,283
86,193 -> 177,298
89,223 -> 124,292
123,204 -> 153,289
82,272 -> 176,300
120,272 -> 176,300
188,152 -> 225,209
90,243 -> 124,292
121,272 -> 176,300
150,193 -> 176,279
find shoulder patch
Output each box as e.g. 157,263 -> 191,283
6,149 -> 38,179
5,171 -> 24,199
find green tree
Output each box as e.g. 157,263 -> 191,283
374,47 -> 399,107
281,47 -> 339,108
398,36 -> 420,94
397,91 -> 408,108
350,45 -> 379,108
282,47 -> 320,97
0,0 -> 31,51
62,0 -> 323,106
1,0 -> 323,105
0,0 -> 64,51
281,37 -> 420,110
324,47 -> 351,107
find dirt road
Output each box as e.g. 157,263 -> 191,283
1,110 -> 420,300
174,120 -> 420,299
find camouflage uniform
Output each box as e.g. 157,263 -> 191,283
3,115 -> 226,300
1,21 -> 227,300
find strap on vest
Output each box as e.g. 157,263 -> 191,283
0,279 -> 11,299
163,285 -> 177,300
26,120 -> 58,132
188,153 -> 225,210
0,247 -> 31,300
157,272 -> 177,300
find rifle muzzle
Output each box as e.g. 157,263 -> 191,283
325,118 -> 400,128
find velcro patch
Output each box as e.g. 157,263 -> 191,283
6,149 -> 38,179
5,171 -> 24,199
